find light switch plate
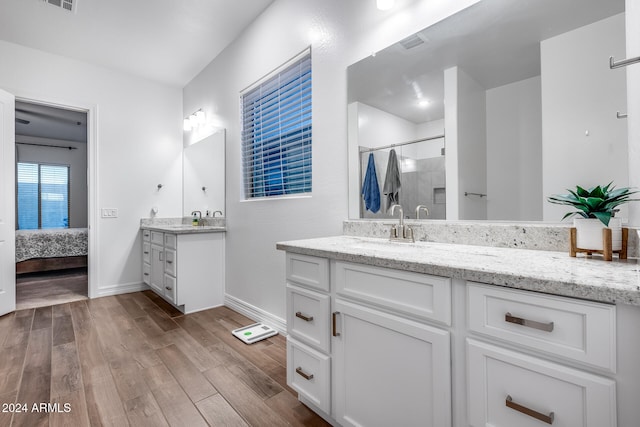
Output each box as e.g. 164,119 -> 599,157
101,208 -> 118,218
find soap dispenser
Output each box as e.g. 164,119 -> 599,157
192,213 -> 198,226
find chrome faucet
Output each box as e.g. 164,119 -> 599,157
212,210 -> 223,218
416,205 -> 430,219
390,204 -> 414,242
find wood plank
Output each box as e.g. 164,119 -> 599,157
2,309 -> 34,348
52,303 -> 72,318
51,342 -> 82,398
143,363 -> 209,427
53,314 -> 76,347
266,390 -> 332,427
0,310 -> 17,347
143,304 -> 180,333
50,389 -> 90,427
124,392 -> 169,427
70,301 -> 129,426
141,290 -> 183,318
32,305 -> 52,330
116,294 -> 147,319
0,390 -> 17,427
156,344 -> 217,403
203,365 -> 291,427
225,361 -> 284,400
196,394 -> 249,427
13,328 -> 52,427
156,328 -> 222,372
173,314 -> 222,349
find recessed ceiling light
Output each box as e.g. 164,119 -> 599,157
418,99 -> 431,108
377,0 -> 395,11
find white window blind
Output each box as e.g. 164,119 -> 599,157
241,50 -> 312,199
17,162 -> 70,229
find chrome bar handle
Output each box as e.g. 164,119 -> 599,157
617,111 -> 628,119
506,395 -> 554,424
295,311 -> 314,322
505,312 -> 554,332
610,55 -> 640,69
295,367 -> 314,381
332,312 -> 341,337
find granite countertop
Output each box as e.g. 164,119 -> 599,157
276,235 -> 640,306
141,224 -> 226,234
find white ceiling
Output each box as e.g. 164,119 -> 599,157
0,0 -> 274,87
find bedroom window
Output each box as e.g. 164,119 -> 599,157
240,48 -> 312,199
17,162 -> 70,229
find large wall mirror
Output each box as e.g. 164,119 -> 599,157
348,0 -> 627,222
183,129 -> 226,217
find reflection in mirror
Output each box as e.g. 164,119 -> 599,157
183,129 -> 225,217
348,0 -> 627,222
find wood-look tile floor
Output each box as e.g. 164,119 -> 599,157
0,290 -> 330,427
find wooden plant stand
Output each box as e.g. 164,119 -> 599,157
570,227 -> 628,261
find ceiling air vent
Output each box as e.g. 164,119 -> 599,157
42,0 -> 76,13
398,33 -> 426,50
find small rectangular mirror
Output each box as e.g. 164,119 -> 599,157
183,129 -> 225,217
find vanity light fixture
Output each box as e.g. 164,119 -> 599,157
183,109 -> 206,132
377,0 -> 394,11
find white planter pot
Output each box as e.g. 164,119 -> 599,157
573,217 -> 622,251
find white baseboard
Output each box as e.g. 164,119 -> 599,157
95,282 -> 149,298
224,293 -> 287,335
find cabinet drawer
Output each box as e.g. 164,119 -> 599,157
468,282 -> 616,371
287,337 -> 330,414
142,263 -> 150,285
142,229 -> 151,242
150,231 -> 164,246
142,242 -> 151,264
164,274 -> 177,304
334,261 -> 451,325
164,233 -> 177,250
286,253 -> 329,292
467,339 -> 616,427
286,284 -> 330,353
164,249 -> 177,276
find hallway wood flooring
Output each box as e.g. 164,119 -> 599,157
0,290 -> 329,427
16,268 -> 88,311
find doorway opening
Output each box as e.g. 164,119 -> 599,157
14,100 -> 89,310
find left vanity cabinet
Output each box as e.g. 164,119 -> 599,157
142,228 -> 225,313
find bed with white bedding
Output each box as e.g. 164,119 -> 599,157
15,228 -> 88,274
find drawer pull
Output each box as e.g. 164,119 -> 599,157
143,273 -> 149,276
165,286 -> 172,291
506,395 -> 554,424
295,367 -> 314,380
332,312 -> 341,337
143,251 -> 149,254
505,312 -> 554,332
295,311 -> 314,322
167,260 -> 173,264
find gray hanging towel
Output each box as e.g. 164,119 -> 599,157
383,148 -> 401,211
362,152 -> 381,213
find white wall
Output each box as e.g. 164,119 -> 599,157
447,67 -> 487,220
183,0 -> 480,322
15,135 -> 88,228
627,0 -> 640,226
0,40 -> 183,297
486,76 -> 542,221
541,13 -> 627,222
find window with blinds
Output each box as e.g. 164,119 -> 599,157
17,162 -> 70,229
241,49 -> 312,199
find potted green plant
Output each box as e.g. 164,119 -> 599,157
547,183 -> 639,251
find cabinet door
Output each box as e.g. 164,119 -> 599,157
149,244 -> 164,294
164,274 -> 177,304
333,299 -> 451,427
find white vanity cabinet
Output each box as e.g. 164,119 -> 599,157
284,253 -> 452,426
141,229 -> 225,313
